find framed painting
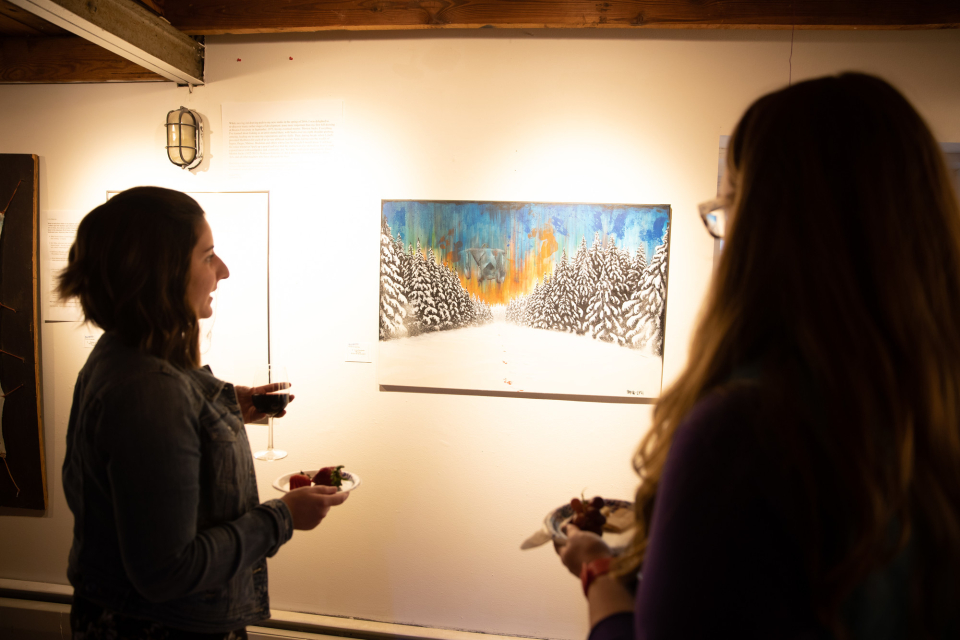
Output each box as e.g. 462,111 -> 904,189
0,155 -> 45,511
378,200 -> 671,400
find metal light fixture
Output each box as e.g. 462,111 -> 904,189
165,106 -> 203,169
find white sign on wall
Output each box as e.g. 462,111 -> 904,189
222,100 -> 343,174
41,211 -> 84,323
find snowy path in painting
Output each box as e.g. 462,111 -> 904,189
378,322 -> 662,398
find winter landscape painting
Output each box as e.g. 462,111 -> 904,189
378,200 -> 671,399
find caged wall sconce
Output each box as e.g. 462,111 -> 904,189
165,106 -> 203,169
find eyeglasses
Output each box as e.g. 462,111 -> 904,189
698,198 -> 727,239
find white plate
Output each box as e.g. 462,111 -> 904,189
273,469 -> 362,493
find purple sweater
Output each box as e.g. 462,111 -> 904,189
588,387 -> 911,640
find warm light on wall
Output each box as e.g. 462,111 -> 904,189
165,106 -> 203,169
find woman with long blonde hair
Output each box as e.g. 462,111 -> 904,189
557,73 -> 960,639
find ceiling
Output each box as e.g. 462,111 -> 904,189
1,0 -> 959,84
0,0 -> 66,36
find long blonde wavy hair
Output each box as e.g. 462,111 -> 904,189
614,73 -> 960,635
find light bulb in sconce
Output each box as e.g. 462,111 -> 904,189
165,106 -> 203,169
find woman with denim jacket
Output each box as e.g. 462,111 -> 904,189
555,74 -> 960,639
58,187 -> 348,639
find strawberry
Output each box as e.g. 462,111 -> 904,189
569,494 -> 607,535
312,465 -> 345,488
289,473 -> 312,490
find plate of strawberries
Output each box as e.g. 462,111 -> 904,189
273,465 -> 361,493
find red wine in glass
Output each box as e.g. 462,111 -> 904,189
252,365 -> 290,461
251,392 -> 290,416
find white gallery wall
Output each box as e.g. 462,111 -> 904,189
1,28 -> 959,640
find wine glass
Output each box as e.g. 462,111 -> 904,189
252,364 -> 291,461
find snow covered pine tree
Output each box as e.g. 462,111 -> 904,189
379,217 -> 407,339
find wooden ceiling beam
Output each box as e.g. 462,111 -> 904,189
160,0 -> 960,35
5,0 -> 202,83
0,35 -> 166,81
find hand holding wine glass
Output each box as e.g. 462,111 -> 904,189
251,365 -> 291,461
237,382 -> 295,424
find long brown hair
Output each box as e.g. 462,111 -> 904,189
57,187 -> 205,369
617,73 -> 960,634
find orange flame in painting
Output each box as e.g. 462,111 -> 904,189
435,220 -> 562,306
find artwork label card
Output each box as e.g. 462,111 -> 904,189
346,342 -> 373,363
41,211 -> 84,322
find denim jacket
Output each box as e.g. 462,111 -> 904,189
63,332 -> 293,633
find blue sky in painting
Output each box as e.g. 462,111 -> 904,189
382,201 -> 670,266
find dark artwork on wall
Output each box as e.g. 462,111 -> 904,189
0,155 -> 45,511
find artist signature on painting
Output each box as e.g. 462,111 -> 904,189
626,390 -> 645,396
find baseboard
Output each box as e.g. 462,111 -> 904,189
0,581 -> 537,640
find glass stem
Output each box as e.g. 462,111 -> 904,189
266,416 -> 274,450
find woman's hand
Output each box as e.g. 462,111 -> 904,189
555,524 -> 612,576
280,485 -> 349,530
556,524 -> 633,626
235,383 -> 295,424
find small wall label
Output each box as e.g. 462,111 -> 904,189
346,342 -> 372,363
